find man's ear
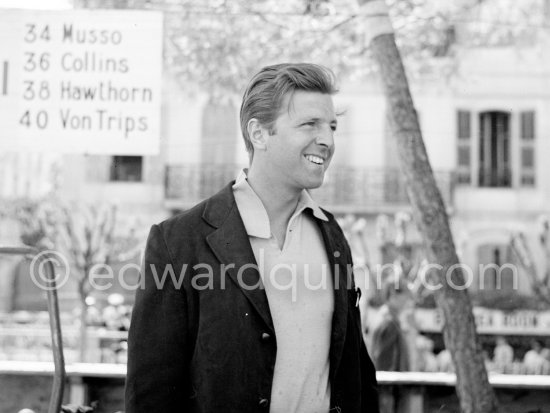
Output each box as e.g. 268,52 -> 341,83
247,119 -> 269,151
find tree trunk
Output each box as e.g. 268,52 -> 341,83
357,1 -> 499,412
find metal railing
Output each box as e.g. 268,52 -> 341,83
0,247 -> 65,413
165,164 -> 455,212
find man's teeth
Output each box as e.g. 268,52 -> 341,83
305,155 -> 324,165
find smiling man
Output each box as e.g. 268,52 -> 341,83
125,63 -> 379,413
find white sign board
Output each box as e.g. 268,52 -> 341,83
0,9 -> 162,154
414,307 -> 550,336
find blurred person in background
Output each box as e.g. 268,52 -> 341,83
541,341 -> 550,362
523,339 -> 550,374
436,349 -> 455,373
416,335 -> 438,372
492,336 -> 514,374
369,275 -> 414,372
125,63 -> 379,413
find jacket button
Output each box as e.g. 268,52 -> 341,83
261,333 -> 271,341
259,398 -> 269,408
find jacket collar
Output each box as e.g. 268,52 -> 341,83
203,182 -> 349,378
204,182 -> 275,335
202,182 -> 236,228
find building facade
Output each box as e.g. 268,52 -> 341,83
2,40 -> 550,309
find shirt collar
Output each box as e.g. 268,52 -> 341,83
232,169 -> 328,239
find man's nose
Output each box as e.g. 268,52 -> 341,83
315,124 -> 334,148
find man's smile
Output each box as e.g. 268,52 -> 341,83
304,154 -> 325,165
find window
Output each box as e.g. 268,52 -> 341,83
478,111 -> 511,187
456,109 -> 536,188
477,244 -> 515,291
110,156 -> 143,182
519,111 -> 536,187
456,110 -> 472,184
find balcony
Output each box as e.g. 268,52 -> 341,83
165,164 -> 455,214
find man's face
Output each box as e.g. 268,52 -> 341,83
262,90 -> 337,191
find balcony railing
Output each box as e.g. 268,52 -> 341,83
165,164 -> 455,213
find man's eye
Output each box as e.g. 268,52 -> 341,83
302,122 -> 315,127
330,125 -> 337,132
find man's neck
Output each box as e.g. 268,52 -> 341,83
246,167 -> 301,243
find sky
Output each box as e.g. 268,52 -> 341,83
0,0 -> 72,9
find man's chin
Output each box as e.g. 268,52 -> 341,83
303,177 -> 326,190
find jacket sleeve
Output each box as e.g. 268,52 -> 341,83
125,224 -> 191,413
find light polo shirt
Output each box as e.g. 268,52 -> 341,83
232,171 -> 334,413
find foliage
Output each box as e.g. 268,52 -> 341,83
11,197 -> 143,360
340,211 -> 436,308
153,0 -> 368,94
16,200 -> 143,295
510,216 -> 550,308
347,211 -> 550,312
75,0 -> 548,94
458,0 -> 546,47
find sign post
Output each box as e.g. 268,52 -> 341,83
0,9 -> 162,154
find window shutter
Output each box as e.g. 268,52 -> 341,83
456,110 -> 471,184
519,111 -> 536,187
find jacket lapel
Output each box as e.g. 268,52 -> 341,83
318,217 -> 349,382
204,183 -> 275,335
202,183 -> 348,369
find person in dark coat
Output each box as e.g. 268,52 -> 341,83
370,275 -> 413,372
125,63 -> 379,413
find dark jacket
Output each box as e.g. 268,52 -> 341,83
370,312 -> 409,372
125,183 -> 379,413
